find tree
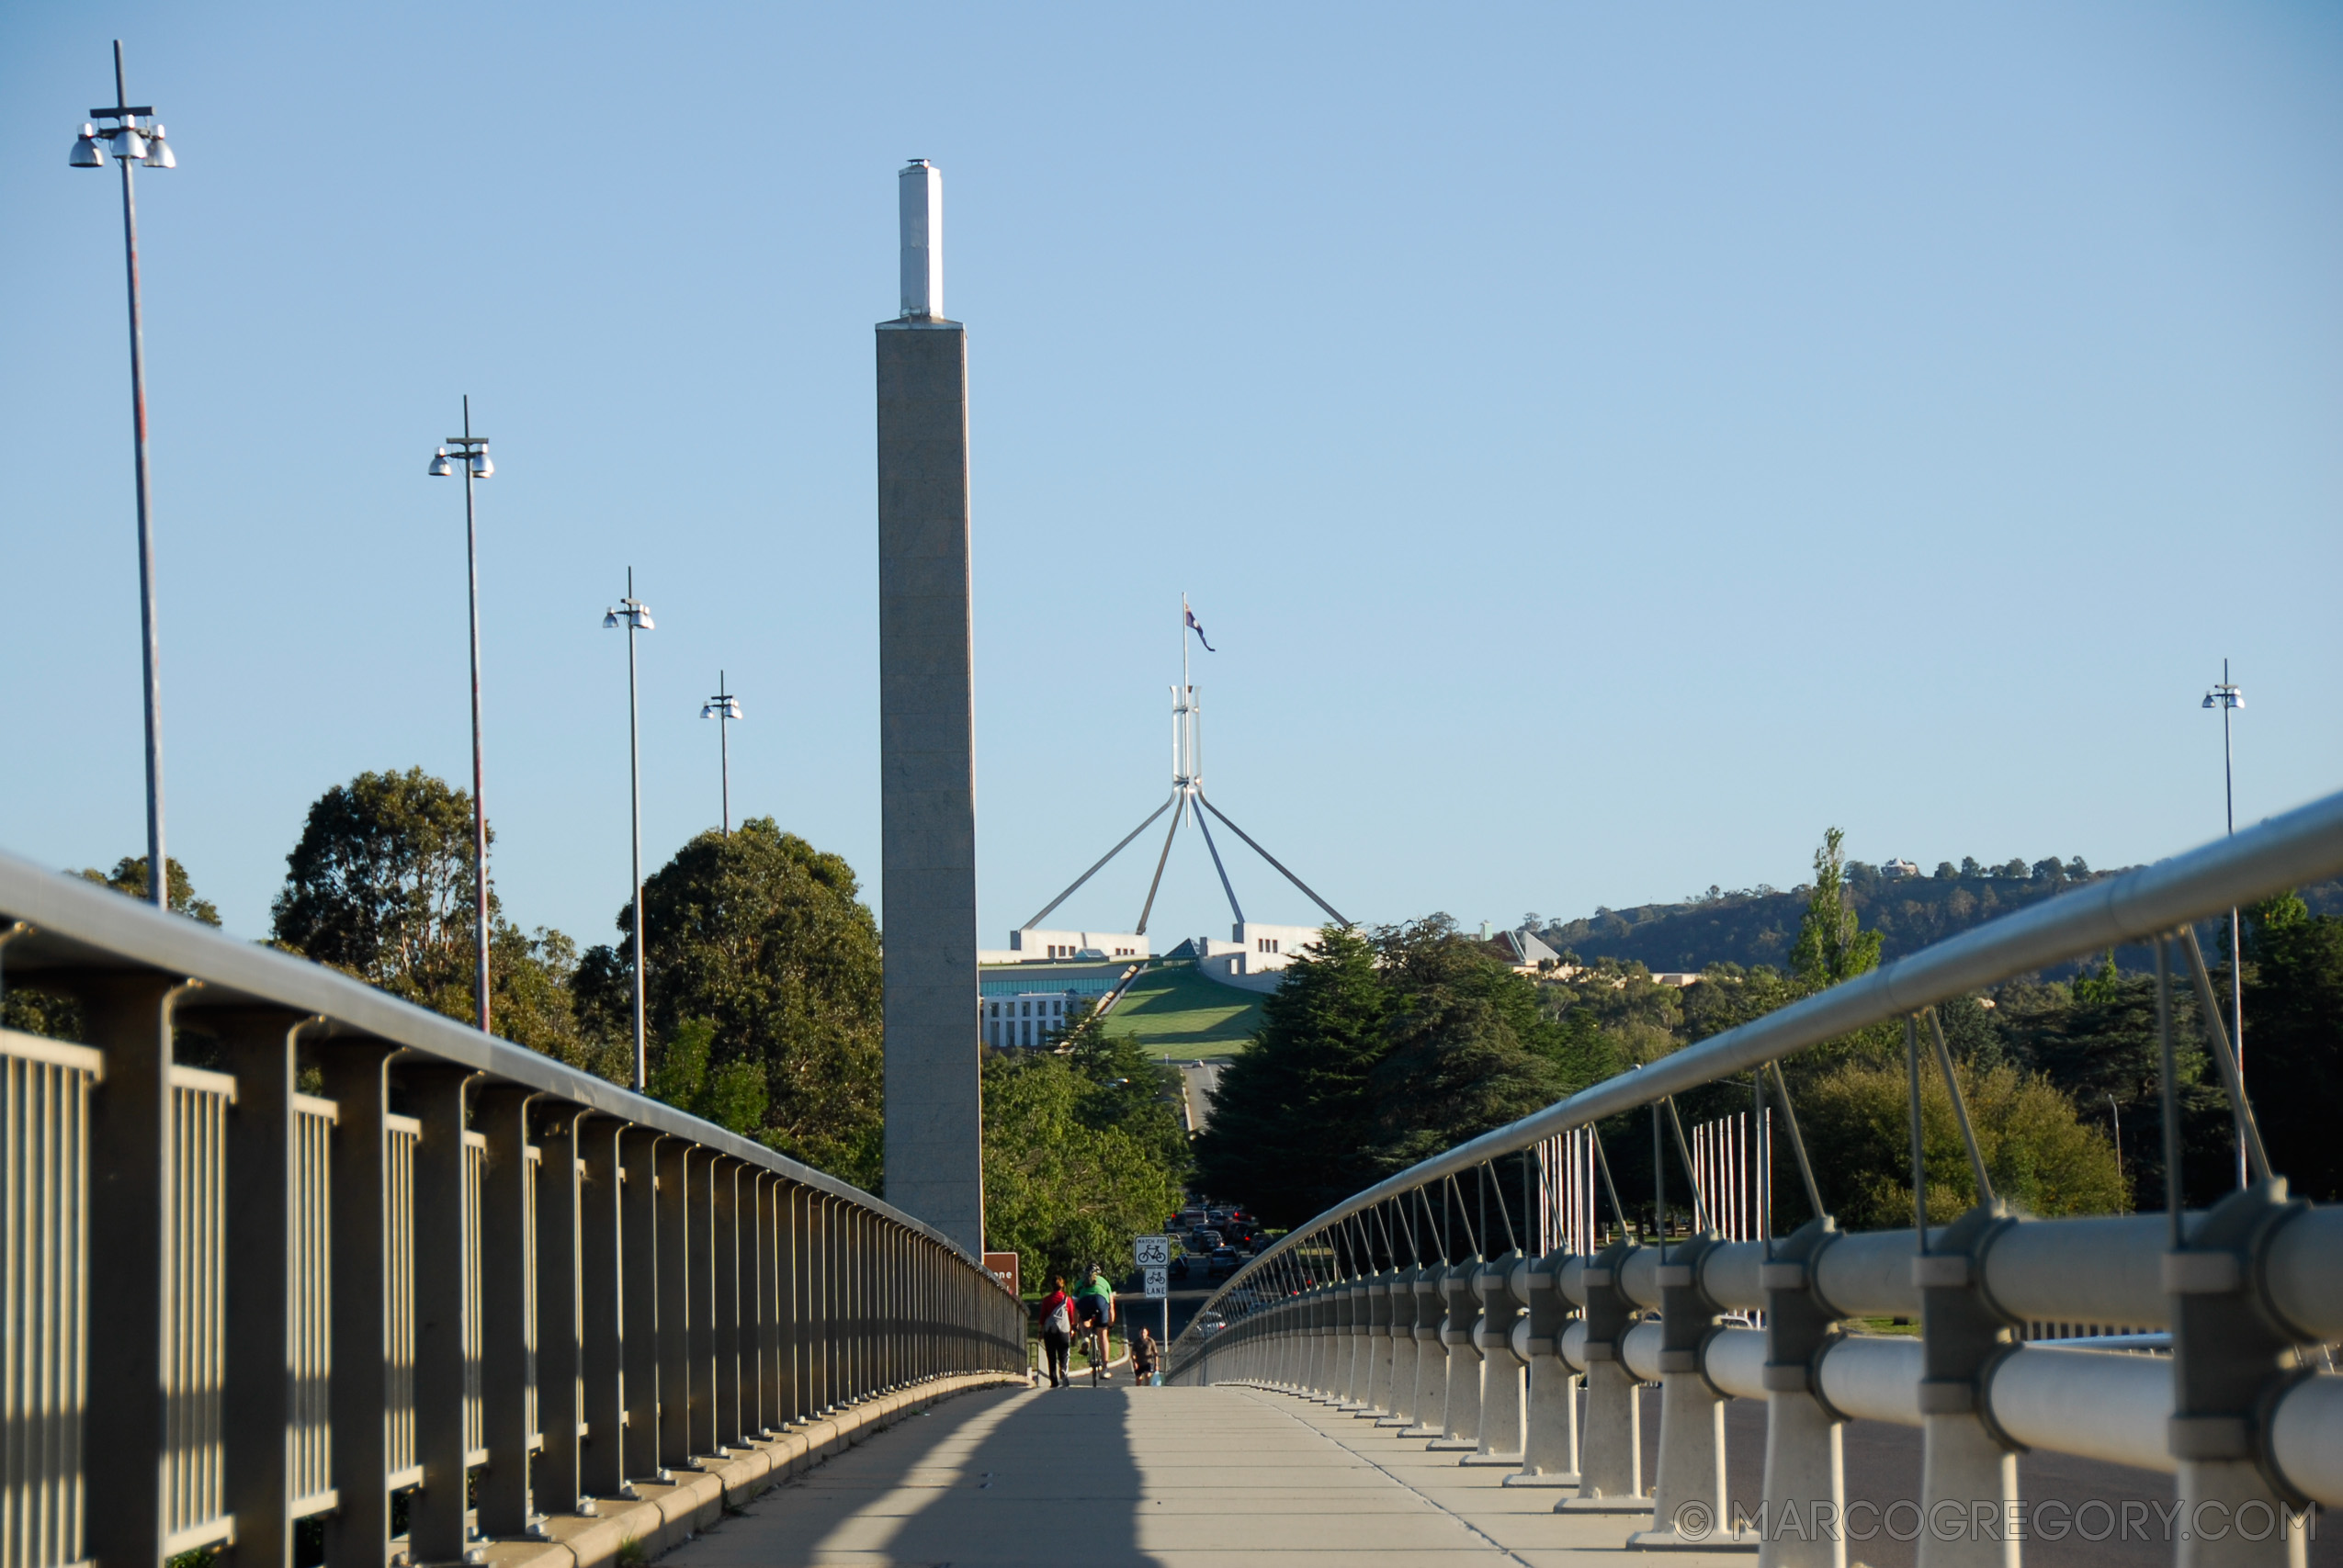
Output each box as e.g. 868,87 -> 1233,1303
1196,919 -> 1614,1228
1796,1058 -> 2127,1228
1051,1002 -> 1191,1180
3,855 -> 221,1042
2242,894 -> 2343,1201
646,1017 -> 769,1136
84,854 -> 220,924
1366,918 -> 1579,1170
587,818 -> 885,1189
981,1048 -> 1183,1290
1790,827 -> 1885,987
1193,925 -> 1390,1226
273,768 -> 482,1004
270,769 -> 598,1069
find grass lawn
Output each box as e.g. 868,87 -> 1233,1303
1106,960 -> 1264,1059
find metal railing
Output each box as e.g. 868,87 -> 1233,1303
0,849 -> 1023,1568
1167,788 -> 2343,1565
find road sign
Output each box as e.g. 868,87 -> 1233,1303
1133,1234 -> 1171,1268
1142,1265 -> 1168,1298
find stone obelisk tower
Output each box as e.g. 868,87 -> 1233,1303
877,160 -> 983,1253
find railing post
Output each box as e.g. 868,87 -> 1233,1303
1475,1249 -> 1526,1462
320,1041 -> 397,1568
1437,1257 -> 1485,1450
712,1158 -> 741,1450
1513,1246 -> 1580,1484
1362,1269 -> 1393,1414
1558,1238 -> 1648,1513
1758,1217 -> 1846,1568
654,1138 -> 693,1471
776,1183 -> 803,1423
1630,1232 -> 1739,1548
618,1130 -> 664,1483
219,1009 -> 313,1568
1327,1278 -> 1354,1403
474,1087 -> 537,1538
535,1106 -> 586,1520
1383,1265 -> 1421,1427
577,1117 -> 628,1500
833,1195 -> 848,1400
80,974 -> 186,1568
1407,1267 -> 1446,1434
2164,1182 -> 2314,1568
810,1193 -> 830,1406
404,1063 -> 476,1565
1913,1204 -> 2020,1568
685,1149 -> 716,1458
748,1172 -> 773,1433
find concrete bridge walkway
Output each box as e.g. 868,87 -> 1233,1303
669,1382 -> 1720,1568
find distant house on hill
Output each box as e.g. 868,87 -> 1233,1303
1483,925 -> 1574,976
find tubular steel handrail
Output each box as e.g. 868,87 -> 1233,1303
0,845 -> 1024,1568
1164,788 -> 2343,1565
1174,785 -> 2343,1335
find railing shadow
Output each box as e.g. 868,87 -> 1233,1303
685,1382 -> 1151,1568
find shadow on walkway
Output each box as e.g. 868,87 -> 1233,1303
673,1382 -> 1149,1568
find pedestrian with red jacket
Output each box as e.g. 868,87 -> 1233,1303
1036,1275 -> 1075,1388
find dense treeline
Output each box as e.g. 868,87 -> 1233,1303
982,1005 -> 1190,1288
1194,918 -> 1615,1228
1543,854 -> 2342,980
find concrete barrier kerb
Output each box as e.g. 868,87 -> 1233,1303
475,1372 -> 1026,1568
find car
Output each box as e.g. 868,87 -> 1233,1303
1207,1247 -> 1240,1277
1169,1255 -> 1190,1280
1188,1228 -> 1223,1250
1194,1309 -> 1228,1338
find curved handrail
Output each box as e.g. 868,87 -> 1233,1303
1168,784 -> 2343,1371
0,842 -> 996,1269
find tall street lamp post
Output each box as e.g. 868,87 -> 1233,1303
700,674 -> 741,836
605,573 -> 656,1089
2202,660 -> 2245,1189
70,41 -> 176,908
428,400 -> 494,1032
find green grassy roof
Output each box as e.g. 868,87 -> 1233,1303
1104,960 -> 1264,1059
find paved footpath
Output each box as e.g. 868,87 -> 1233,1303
670,1382 -> 1730,1568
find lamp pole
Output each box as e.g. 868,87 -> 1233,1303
71,42 -> 176,908
606,573 -> 656,1089
428,401 -> 493,1032
701,674 -> 741,835
2202,660 -> 2245,1189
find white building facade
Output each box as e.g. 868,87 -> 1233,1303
1196,920 -> 1325,992
977,927 -> 1150,964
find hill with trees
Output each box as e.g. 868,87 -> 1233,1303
1538,854 -> 2341,980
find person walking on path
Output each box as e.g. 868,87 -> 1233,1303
1036,1275 -> 1076,1388
1130,1325 -> 1160,1386
1074,1265 -> 1116,1385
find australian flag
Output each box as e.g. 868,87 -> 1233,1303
1183,597 -> 1216,652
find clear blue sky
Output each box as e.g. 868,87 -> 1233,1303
4,4 -> 2337,957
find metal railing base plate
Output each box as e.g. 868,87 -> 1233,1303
1626,1528 -> 1759,1553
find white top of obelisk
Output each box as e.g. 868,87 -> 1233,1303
899,160 -> 944,320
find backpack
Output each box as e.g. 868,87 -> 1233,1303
1043,1300 -> 1071,1336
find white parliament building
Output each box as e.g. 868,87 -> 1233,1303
977,921 -> 1327,1048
